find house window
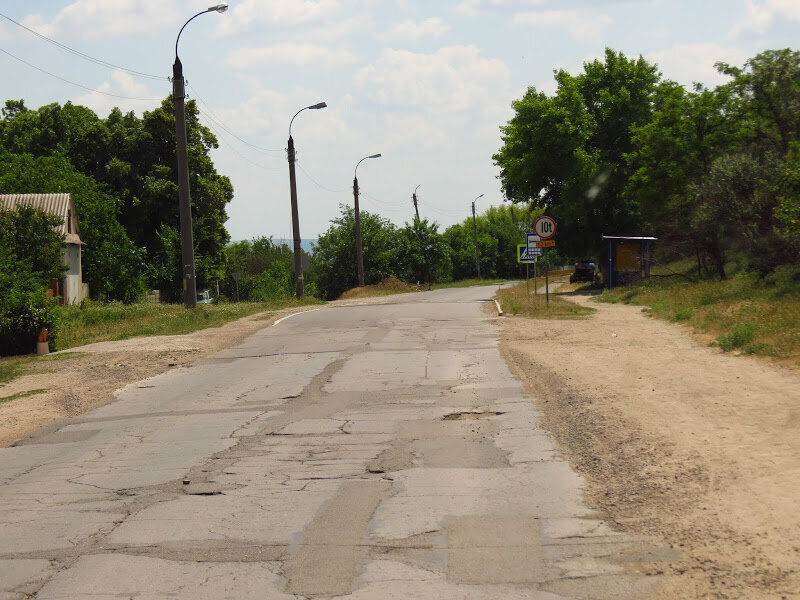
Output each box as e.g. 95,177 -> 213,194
67,209 -> 72,234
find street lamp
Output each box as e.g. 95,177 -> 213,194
353,153 -> 381,288
471,193 -> 484,279
412,184 -> 421,221
173,3 -> 228,308
287,102 -> 327,298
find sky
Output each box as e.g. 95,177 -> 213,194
1,0 -> 798,242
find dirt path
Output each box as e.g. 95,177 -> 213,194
497,291 -> 800,599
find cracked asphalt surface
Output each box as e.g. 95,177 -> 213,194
0,286 -> 667,599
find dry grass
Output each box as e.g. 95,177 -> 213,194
599,265 -> 800,366
339,278 -> 420,299
496,277 -> 596,319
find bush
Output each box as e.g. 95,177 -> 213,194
0,269 -> 59,356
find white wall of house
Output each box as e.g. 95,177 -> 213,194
61,244 -> 84,304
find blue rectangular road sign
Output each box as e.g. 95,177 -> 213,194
517,244 -> 542,263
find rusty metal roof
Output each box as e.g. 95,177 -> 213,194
0,193 -> 83,245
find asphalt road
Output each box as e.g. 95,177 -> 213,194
0,286 -> 661,599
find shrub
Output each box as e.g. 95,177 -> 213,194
0,269 -> 59,356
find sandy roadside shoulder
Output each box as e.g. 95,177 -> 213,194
495,291 -> 800,599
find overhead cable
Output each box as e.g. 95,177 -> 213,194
0,46 -> 163,101
0,11 -> 165,81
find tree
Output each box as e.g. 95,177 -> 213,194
311,206 -> 399,300
220,237 -> 293,301
494,48 -> 661,258
396,218 -> 452,284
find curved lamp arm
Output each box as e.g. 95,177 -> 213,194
289,102 -> 327,137
176,4 -> 228,59
355,153 -> 382,179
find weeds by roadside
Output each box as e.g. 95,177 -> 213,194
56,297 -> 322,350
496,279 -> 595,319
598,265 -> 800,365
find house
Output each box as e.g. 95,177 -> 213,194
0,193 -> 87,304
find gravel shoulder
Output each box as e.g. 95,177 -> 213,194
496,291 -> 800,599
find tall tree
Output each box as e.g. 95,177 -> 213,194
494,49 -> 661,257
310,206 -> 399,300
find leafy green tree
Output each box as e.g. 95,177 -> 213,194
494,48 -> 661,257
396,218 -> 452,284
776,143 -> 800,248
310,205 -> 399,300
220,237 -> 293,301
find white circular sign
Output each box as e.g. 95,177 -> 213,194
534,216 -> 557,239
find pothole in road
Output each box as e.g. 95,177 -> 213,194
442,411 -> 504,421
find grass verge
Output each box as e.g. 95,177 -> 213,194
598,264 -> 800,365
0,389 -> 47,404
496,279 -> 596,319
0,356 -> 30,386
55,297 -> 322,350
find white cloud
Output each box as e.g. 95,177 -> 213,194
215,0 -> 342,36
376,17 -> 451,42
513,10 -> 612,43
299,15 -> 375,44
729,0 -> 800,38
20,0 -> 180,40
225,43 -> 356,69
455,0 -> 546,17
648,43 -> 750,88
72,69 -> 160,116
354,45 -> 511,114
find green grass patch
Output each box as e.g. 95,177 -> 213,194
0,356 -> 31,385
597,264 -> 800,364
496,281 -> 595,319
55,297 -> 322,350
0,389 -> 47,404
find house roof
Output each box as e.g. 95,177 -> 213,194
0,193 -> 82,245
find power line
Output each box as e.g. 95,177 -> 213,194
296,163 -> 349,194
197,112 -> 285,172
187,83 -> 284,154
0,11 -> 165,81
0,46 -> 163,101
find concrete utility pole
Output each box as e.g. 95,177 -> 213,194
353,153 -> 381,288
472,194 -> 483,279
173,3 -> 228,308
412,184 -> 421,222
287,102 -> 327,298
